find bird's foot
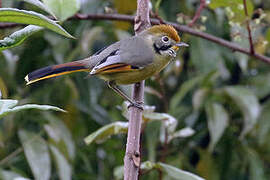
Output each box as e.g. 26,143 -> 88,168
128,101 -> 144,110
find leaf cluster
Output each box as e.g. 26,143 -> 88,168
0,0 -> 270,179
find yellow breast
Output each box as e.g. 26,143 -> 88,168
98,55 -> 171,84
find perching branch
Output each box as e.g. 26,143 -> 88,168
188,0 -> 206,27
0,22 -> 19,28
70,13 -> 270,64
123,0 -> 150,180
1,13 -> 269,63
243,0 -> 255,54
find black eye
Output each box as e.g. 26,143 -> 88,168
162,36 -> 169,43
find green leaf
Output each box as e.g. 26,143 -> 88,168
0,169 -> 29,180
114,162 -> 205,180
155,0 -> 163,11
0,99 -> 66,119
49,145 -> 72,180
170,76 -> 204,111
122,101 -> 156,120
84,122 -> 128,145
168,127 -> 195,142
170,70 -> 219,112
224,86 -> 260,138
143,112 -> 177,134
21,0 -> 57,18
246,72 -> 270,99
246,148 -> 266,180
0,99 -> 18,110
197,150 -> 219,179
42,0 -> 80,21
44,114 -> 75,160
206,102 -> 229,152
266,28 -> 270,44
157,162 -> 204,180
0,8 -> 74,38
143,111 -> 178,144
18,130 -> 51,180
256,100 -> 270,145
123,101 -> 180,141
192,88 -> 209,110
114,165 -> 124,180
190,37 -> 223,73
145,121 -> 160,162
0,25 -> 43,51
209,0 -> 253,22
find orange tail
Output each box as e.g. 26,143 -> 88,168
25,60 -> 90,85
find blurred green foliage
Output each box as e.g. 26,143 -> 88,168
0,0 -> 270,179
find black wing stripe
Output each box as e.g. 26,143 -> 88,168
97,49 -> 119,66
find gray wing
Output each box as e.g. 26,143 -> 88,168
118,36 -> 154,67
89,36 -> 154,74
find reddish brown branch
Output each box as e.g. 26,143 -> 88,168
0,22 -> 20,28
150,11 -> 166,24
188,0 -> 206,27
70,13 -> 270,63
1,13 -> 270,63
123,0 -> 150,180
243,0 -> 255,54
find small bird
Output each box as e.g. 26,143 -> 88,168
25,24 -> 188,109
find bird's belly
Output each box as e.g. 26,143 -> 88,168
98,58 -> 171,84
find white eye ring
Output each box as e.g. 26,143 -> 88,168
162,36 -> 169,43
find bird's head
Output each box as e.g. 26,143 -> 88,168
144,24 -> 188,58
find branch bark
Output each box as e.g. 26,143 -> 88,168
1,13 -> 269,63
123,1 -> 150,180
69,13 -> 270,64
243,0 -> 255,54
188,0 -> 206,27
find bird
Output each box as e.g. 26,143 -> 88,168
24,24 -> 188,109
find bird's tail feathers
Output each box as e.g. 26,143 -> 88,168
25,60 -> 90,85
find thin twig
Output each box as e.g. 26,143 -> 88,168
243,0 -> 255,54
71,13 -> 270,63
158,169 -> 163,180
188,0 -> 206,27
0,131 -> 44,166
160,128 -> 168,163
0,147 -> 23,166
0,22 -> 21,28
150,11 -> 166,24
1,13 -> 269,63
70,13 -> 270,63
155,74 -> 169,112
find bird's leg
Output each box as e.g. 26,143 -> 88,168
107,81 -> 144,110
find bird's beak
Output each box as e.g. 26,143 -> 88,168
175,42 -> 189,47
172,42 -> 189,51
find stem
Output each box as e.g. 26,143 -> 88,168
158,169 -> 163,180
243,0 -> 255,54
160,129 -> 168,163
0,147 -> 23,166
156,74 -> 168,112
1,13 -> 270,63
188,0 -> 206,27
70,13 -> 270,63
123,0 -> 150,180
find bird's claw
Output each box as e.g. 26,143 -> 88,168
128,101 -> 144,110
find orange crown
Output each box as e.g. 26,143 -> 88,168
148,24 -> 180,42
